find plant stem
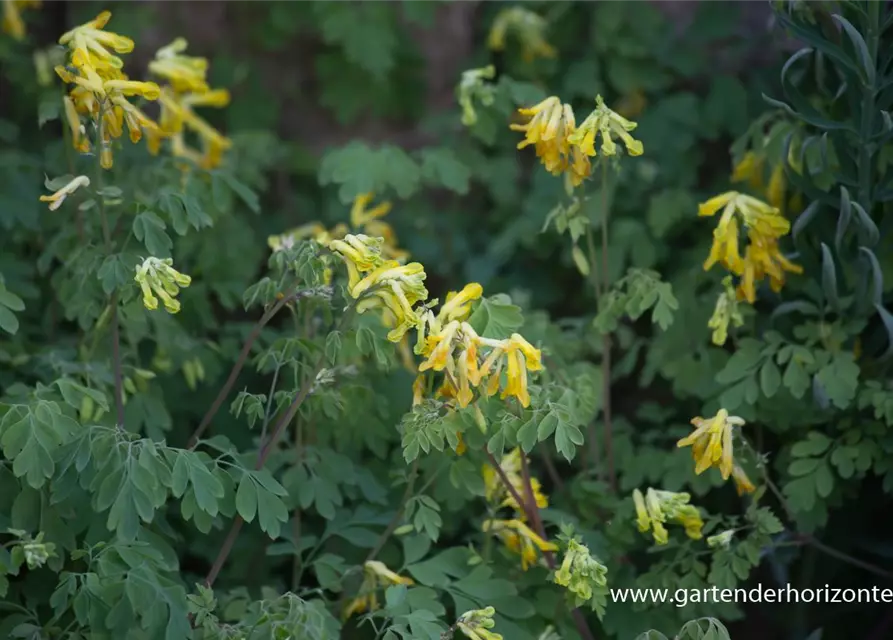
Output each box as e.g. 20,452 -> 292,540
364,459 -> 420,564
598,161 -> 615,491
187,291 -> 303,449
202,306 -> 354,590
858,0 -> 881,214
94,101 -> 125,429
486,450 -> 596,640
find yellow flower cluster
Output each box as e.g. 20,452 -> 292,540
553,538 -> 608,607
487,7 -> 555,63
415,287 -> 544,409
632,487 -> 704,545
134,257 -> 192,314
2,0 -> 39,40
511,95 -> 643,187
676,408 -> 755,496
700,191 -> 803,303
146,38 -> 231,170
457,606 -> 503,640
55,11 -> 162,169
343,560 -> 414,619
481,449 -> 555,570
732,147 -> 803,216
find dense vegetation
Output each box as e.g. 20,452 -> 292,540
1,1 -> 892,639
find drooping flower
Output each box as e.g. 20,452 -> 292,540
699,191 -> 801,302
457,65 -> 496,127
511,97 -> 591,186
731,151 -> 765,190
568,95 -> 644,158
707,275 -> 744,346
343,560 -> 414,619
676,409 -> 745,480
54,11 -> 161,168
477,333 -> 544,408
731,464 -> 756,496
632,488 -> 704,545
488,7 -> 556,62
39,175 -> 90,211
351,261 -> 429,342
146,39 -> 231,170
457,606 -> 503,640
553,538 -> 609,608
134,257 -> 192,314
483,518 -> 557,570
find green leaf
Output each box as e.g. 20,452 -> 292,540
419,148 -> 471,194
791,432 -> 832,457
820,243 -> 840,311
782,359 -> 810,399
0,283 -> 24,335
554,420 -> 584,462
0,403 -> 77,488
217,172 -> 260,214
319,141 -> 421,204
467,294 -> 524,339
133,212 -> 172,258
815,352 -> 859,409
716,339 -> 764,384
315,2 -> 397,79
236,474 -> 258,523
97,254 -> 136,295
759,359 -> 782,398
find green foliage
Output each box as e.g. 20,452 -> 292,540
3,1 -> 892,639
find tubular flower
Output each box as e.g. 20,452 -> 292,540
487,7 -> 555,62
477,333 -> 544,408
328,233 -> 386,290
3,0 -> 40,40
731,151 -> 766,190
676,409 -> 745,480
707,275 -> 744,346
457,606 -> 503,640
343,560 -> 414,619
481,448 -> 548,513
483,518 -> 558,570
699,191 -> 801,302
54,11 -> 161,167
352,261 -> 429,342
632,488 -> 704,545
553,538 -> 609,608
731,464 -> 756,495
511,97 -> 591,186
350,192 -> 392,228
267,222 -> 340,252
347,193 -> 408,262
134,257 -> 192,314
39,175 -> 90,211
147,39 -> 231,170
568,95 -> 644,158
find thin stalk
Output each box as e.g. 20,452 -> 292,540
94,101 -> 125,429
364,459 -> 420,564
487,450 -> 597,640
187,291 -> 302,449
598,161 -> 615,490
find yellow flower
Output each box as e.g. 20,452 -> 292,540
767,163 -> 786,211
632,488 -> 704,545
134,257 -> 192,314
329,233 -> 385,289
457,606 -> 503,640
488,7 -> 556,62
267,223 -> 332,252
699,191 -> 801,301
148,38 -> 209,93
731,464 -> 756,495
707,529 -> 736,549
553,538 -> 608,607
676,409 -> 745,480
39,175 -> 90,211
352,261 -> 429,342
483,518 -> 557,570
568,95 -> 644,157
481,448 -> 548,513
438,283 -> 483,325
731,151 -> 765,190
736,231 -> 803,304
707,275 -> 744,346
350,192 -> 392,228
477,333 -> 543,408
343,561 -> 414,619
2,0 -> 39,40
58,10 -> 134,71
511,97 -> 591,186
